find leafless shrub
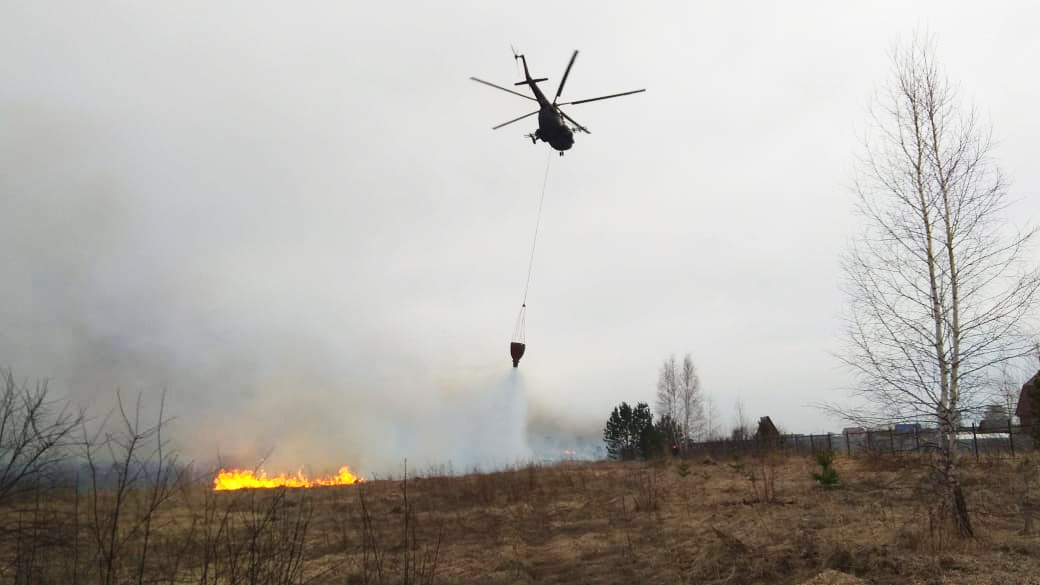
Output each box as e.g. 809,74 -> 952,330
215,489 -> 314,585
173,463 -> 318,585
80,391 -> 185,585
743,452 -> 780,504
0,368 -> 81,505
1014,453 -> 1040,535
354,463 -> 442,585
0,383 -> 322,585
628,462 -> 666,514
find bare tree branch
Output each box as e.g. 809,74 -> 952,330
0,368 -> 82,505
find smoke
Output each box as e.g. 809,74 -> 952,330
525,393 -> 607,462
0,6 -> 626,480
376,371 -> 534,476
0,101 -> 595,478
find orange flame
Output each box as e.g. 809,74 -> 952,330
213,466 -> 363,491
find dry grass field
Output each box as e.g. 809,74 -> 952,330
3,452 -> 1040,584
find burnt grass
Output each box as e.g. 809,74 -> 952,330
3,453 -> 1040,584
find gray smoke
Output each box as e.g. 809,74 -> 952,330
0,101 -> 545,478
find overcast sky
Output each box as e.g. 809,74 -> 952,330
2,1 -> 1038,474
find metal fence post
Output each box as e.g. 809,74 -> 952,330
810,434 -> 816,453
914,425 -> 920,453
972,423 -> 979,460
827,432 -> 833,452
889,429 -> 895,454
845,430 -> 851,456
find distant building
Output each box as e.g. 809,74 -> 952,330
978,405 -> 1010,432
755,416 -> 781,447
1016,371 -> 1039,428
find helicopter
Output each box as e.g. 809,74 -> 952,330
470,50 -> 645,155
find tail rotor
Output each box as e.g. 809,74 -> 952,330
511,44 -> 522,75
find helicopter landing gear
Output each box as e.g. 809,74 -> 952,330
528,129 -> 548,145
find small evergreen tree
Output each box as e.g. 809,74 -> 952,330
603,401 -> 657,460
603,402 -> 633,460
635,402 -> 660,457
811,450 -> 840,489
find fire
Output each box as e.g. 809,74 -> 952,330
213,466 -> 363,491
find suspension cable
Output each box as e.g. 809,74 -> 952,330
513,150 -> 553,343
521,149 -> 553,308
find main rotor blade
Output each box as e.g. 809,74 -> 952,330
558,88 -> 646,106
553,50 -> 578,104
492,110 -> 539,130
470,77 -> 536,101
557,108 -> 589,134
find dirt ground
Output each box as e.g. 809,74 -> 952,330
3,452 -> 1040,584
312,453 -> 1040,585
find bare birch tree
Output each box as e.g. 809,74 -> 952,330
657,353 -> 705,447
679,354 -> 704,442
703,392 -> 722,440
655,355 -> 681,447
841,36 -> 1040,537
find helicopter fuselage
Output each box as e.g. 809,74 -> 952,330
518,56 -> 574,152
535,108 -> 574,151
